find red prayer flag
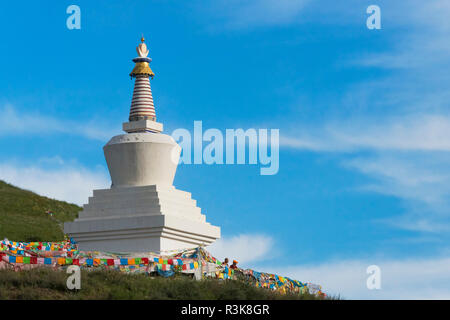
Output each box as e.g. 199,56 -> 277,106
142,258 -> 149,265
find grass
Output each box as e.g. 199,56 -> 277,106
0,268 -> 326,300
0,180 -> 80,242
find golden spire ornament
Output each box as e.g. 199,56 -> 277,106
130,36 -> 154,79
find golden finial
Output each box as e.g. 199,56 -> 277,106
131,35 -> 154,78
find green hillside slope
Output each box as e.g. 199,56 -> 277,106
0,180 -> 80,242
0,268 -> 325,300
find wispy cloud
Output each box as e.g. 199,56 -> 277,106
0,104 -> 118,142
345,154 -> 450,206
281,115 -> 450,233
0,159 -> 110,205
208,232 -> 450,299
263,256 -> 450,299
349,1 -> 450,118
278,0 -> 450,234
346,153 -> 450,233
281,114 -> 450,152
207,233 -> 274,267
355,1 -> 450,70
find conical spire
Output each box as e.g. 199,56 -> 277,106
129,37 -> 156,122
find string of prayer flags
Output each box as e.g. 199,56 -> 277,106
1,239 -> 325,297
0,253 -> 200,270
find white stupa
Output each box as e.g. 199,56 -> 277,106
64,37 -> 221,253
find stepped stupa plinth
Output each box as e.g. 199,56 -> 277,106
64,38 -> 220,253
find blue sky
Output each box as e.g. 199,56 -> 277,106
1,1 -> 450,298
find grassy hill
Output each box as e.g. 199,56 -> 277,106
0,180 -> 80,242
0,268 -> 324,300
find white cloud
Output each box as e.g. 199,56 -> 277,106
349,1 -> 450,118
277,1 -> 450,235
281,114 -> 450,152
207,234 -> 274,267
207,233 -> 450,299
0,104 -> 118,142
345,154 -> 450,233
345,154 -> 450,206
356,1 -> 450,70
280,114 -> 450,233
0,160 -> 110,205
263,256 -> 450,299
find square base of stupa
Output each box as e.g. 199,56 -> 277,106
64,185 -> 220,253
